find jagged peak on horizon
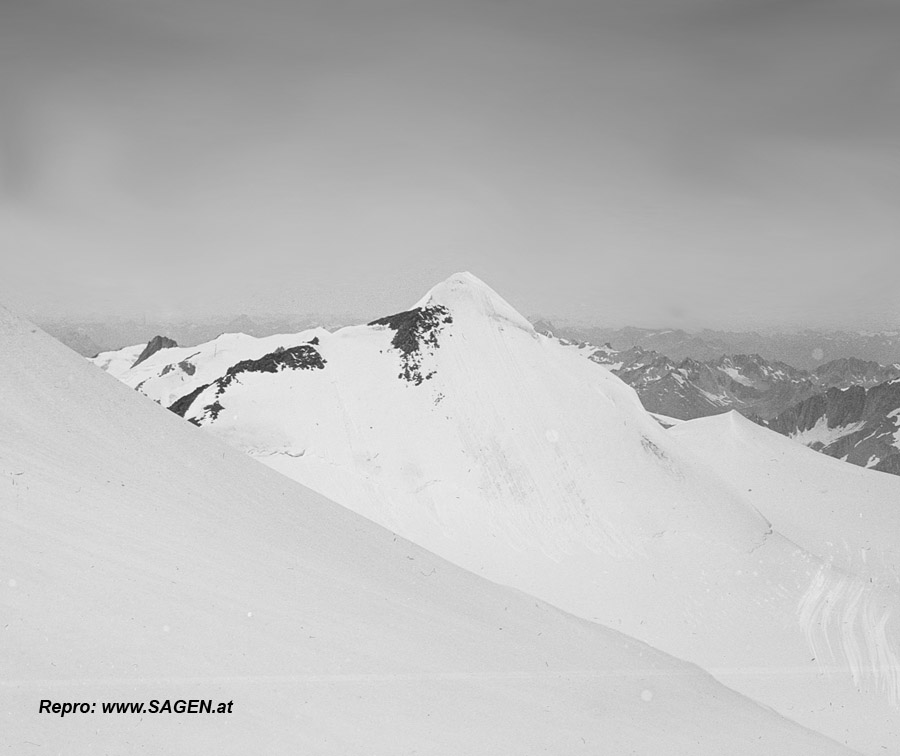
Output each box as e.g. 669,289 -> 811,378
413,272 -> 535,333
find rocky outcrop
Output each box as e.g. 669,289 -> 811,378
166,341 -> 326,424
131,335 -> 178,368
368,305 -> 453,385
216,343 -> 325,391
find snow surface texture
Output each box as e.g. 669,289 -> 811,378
2,305 -> 860,755
670,412 -> 900,702
94,272 -> 900,754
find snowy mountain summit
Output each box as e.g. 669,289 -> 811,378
92,273 -> 900,755
413,271 -> 536,333
365,272 -> 534,385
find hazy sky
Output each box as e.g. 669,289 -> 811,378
2,0 -> 898,329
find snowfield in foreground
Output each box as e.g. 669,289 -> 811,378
93,273 -> 900,755
1,305 -> 862,754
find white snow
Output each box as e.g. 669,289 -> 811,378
790,415 -> 866,448
90,273 -> 900,755
90,343 -> 145,376
670,412 -> 900,736
889,407 -> 900,447
2,306 -> 859,755
92,328 -> 330,408
414,271 -> 536,334
696,386 -> 730,405
720,365 -> 755,386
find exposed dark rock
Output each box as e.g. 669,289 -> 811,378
203,401 -> 224,421
368,305 -> 453,385
216,343 -> 326,392
132,335 -> 178,368
165,344 -> 326,426
167,383 -> 211,418
764,379 -> 900,476
586,342 -> 856,421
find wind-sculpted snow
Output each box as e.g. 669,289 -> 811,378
90,273 -> 900,754
798,564 -> 900,707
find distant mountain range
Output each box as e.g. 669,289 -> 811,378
45,312 -> 900,371
39,313 -> 351,357
546,323 -> 900,371
579,339 -> 900,418
763,380 -> 900,475
91,305 -> 900,481
558,336 -> 900,475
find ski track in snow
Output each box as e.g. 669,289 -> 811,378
797,562 -> 900,705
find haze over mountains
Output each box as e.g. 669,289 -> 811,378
555,325 -> 900,372
45,315 -> 900,370
92,272 -> 900,754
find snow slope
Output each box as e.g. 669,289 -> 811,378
1,308 -> 857,755
669,412 -> 900,737
92,273 -> 900,754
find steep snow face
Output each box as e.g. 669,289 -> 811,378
414,271 -> 536,334
93,274 -> 900,755
4,307 -> 858,756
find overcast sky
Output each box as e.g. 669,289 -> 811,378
1,0 -> 898,329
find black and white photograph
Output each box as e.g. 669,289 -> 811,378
3,1 -> 900,753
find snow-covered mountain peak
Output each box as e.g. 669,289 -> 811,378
87,281 -> 900,752
7,301 -> 868,756
413,271 -> 535,334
